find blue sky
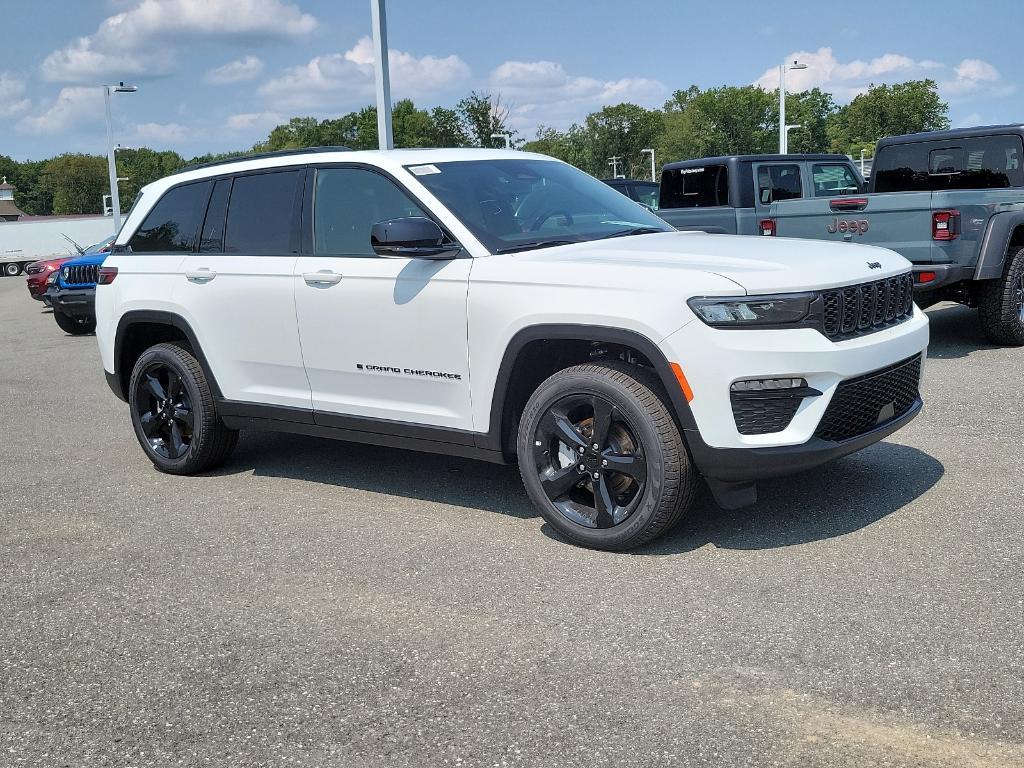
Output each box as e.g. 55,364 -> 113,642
2,0 -> 1020,161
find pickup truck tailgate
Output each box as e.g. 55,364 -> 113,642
771,192 -> 934,264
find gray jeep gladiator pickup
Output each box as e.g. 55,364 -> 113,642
656,125 -> 1024,345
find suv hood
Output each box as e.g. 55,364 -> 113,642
511,231 -> 911,294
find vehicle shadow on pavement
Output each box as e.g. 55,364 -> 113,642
924,303 -> 996,359
221,432 -> 942,554
634,441 -> 944,555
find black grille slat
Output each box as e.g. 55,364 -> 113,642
731,395 -> 803,435
815,354 -> 922,442
823,273 -> 913,341
65,264 -> 98,285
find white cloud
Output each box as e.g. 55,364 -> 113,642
224,111 -> 283,131
488,60 -> 666,133
259,36 -> 469,111
41,0 -> 317,83
205,56 -> 264,85
0,73 -> 30,117
17,87 -> 103,134
753,47 -> 1014,104
131,121 -> 188,142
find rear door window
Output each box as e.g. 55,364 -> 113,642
812,164 -> 861,197
659,165 -> 728,208
875,135 -> 1024,192
199,178 -> 231,253
128,181 -> 212,253
224,170 -> 304,255
756,164 -> 802,204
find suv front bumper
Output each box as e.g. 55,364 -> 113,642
47,286 -> 96,317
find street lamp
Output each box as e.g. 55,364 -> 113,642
370,0 -> 393,150
641,148 -> 656,182
778,59 -> 807,153
784,124 -> 802,152
490,133 -> 511,150
104,82 -> 137,231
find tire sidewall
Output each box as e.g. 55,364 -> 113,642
517,368 -> 671,549
128,346 -> 210,472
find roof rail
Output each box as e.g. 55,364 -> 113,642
173,145 -> 352,175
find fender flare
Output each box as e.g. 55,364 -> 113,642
112,310 -> 222,400
479,324 -> 699,454
975,211 -> 1024,280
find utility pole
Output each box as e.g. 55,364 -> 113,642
370,0 -> 393,150
608,156 -> 622,179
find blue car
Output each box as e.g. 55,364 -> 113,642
47,234 -> 114,335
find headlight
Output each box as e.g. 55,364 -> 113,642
47,271 -> 59,285
687,293 -> 815,328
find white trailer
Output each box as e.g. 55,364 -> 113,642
0,216 -> 116,276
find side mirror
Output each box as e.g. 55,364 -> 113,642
370,217 -> 460,260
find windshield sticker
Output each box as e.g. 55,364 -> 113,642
408,164 -> 441,176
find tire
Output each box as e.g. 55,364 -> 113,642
128,342 -> 238,474
978,245 -> 1024,346
53,310 -> 96,335
517,361 -> 696,551
3,262 -> 20,277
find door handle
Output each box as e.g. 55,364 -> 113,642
185,268 -> 217,283
303,270 -> 343,286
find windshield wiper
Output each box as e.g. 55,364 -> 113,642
495,238 -> 582,254
599,226 -> 667,239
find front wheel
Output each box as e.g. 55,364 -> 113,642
53,310 -> 96,335
4,262 -> 22,277
978,245 -> 1024,346
517,362 -> 696,550
128,342 -> 238,474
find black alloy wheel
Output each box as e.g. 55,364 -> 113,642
533,393 -> 648,529
133,363 -> 194,460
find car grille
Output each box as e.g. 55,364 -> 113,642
63,264 -> 99,285
815,354 -> 922,442
821,273 -> 914,340
731,395 -> 802,435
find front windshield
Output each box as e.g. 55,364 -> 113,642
406,158 -> 672,253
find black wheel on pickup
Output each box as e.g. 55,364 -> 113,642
978,245 -> 1024,346
517,361 -> 696,550
53,310 -> 96,335
128,342 -> 238,474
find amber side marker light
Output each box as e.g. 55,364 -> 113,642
670,363 -> 695,402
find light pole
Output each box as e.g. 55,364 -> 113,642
490,133 -> 510,149
778,59 -> 807,154
641,148 -> 656,182
608,156 -> 622,179
104,82 -> 137,231
370,0 -> 393,150
860,148 -> 867,176
784,124 -> 802,152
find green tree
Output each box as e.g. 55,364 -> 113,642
658,85 -> 776,163
784,88 -> 837,154
573,103 -> 663,178
457,91 -> 514,147
428,106 -> 468,147
117,148 -> 186,207
43,154 -> 108,215
827,79 -> 949,155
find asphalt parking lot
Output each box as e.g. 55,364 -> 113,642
1,275 -> 1022,767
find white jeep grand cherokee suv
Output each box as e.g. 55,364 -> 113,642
95,148 -> 929,550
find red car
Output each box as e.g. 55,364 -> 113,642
25,255 -> 76,303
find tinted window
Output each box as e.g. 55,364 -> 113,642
629,182 -> 660,209
129,181 -> 211,253
812,164 -> 861,197
314,168 -> 428,257
199,178 -> 231,253
756,164 -> 802,203
875,135 -> 1024,192
660,165 -> 728,208
224,170 -> 303,255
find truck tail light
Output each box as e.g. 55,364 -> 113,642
96,266 -> 118,285
932,210 -> 960,241
915,271 -> 937,285
759,218 -> 776,236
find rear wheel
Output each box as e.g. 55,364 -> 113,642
53,310 -> 96,335
4,262 -> 21,277
517,361 -> 695,550
978,245 -> 1024,346
128,342 -> 238,474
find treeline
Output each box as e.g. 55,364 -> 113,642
0,80 -> 949,216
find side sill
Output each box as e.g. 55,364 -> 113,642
220,414 -> 508,464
